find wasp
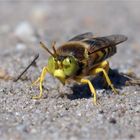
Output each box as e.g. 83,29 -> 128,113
30,32 -> 127,105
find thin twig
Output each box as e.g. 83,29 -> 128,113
14,54 -> 39,82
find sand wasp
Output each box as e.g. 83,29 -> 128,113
17,32 -> 127,105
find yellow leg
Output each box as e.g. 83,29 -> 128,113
91,67 -> 118,94
32,66 -> 48,99
99,61 -> 109,72
99,61 -> 109,87
80,79 -> 97,105
74,61 -> 117,105
31,77 -> 40,86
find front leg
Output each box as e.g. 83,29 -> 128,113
32,66 -> 48,99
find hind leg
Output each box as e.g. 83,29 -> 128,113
90,66 -> 118,94
98,61 -> 110,88
99,61 -> 109,73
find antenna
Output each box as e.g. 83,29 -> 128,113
51,41 -> 57,56
40,41 -> 55,57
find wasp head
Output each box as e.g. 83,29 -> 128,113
40,42 -> 79,83
47,56 -> 79,83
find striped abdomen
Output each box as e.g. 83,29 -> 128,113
88,46 -> 116,68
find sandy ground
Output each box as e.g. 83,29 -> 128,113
0,1 -> 140,140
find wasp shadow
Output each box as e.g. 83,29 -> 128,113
67,69 -> 129,100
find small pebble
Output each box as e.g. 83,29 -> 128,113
109,118 -> 117,124
16,43 -> 27,51
129,134 -> 135,139
14,21 -> 37,42
99,110 -> 104,114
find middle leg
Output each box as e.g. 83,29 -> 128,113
74,76 -> 97,105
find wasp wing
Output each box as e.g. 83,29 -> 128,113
83,34 -> 127,69
83,34 -> 127,54
68,32 -> 93,41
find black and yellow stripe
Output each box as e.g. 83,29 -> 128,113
93,46 -> 116,64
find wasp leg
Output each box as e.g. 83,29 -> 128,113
99,61 -> 109,73
98,61 -> 110,88
80,78 -> 97,105
90,67 -> 118,94
31,77 -> 40,86
32,66 -> 48,99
